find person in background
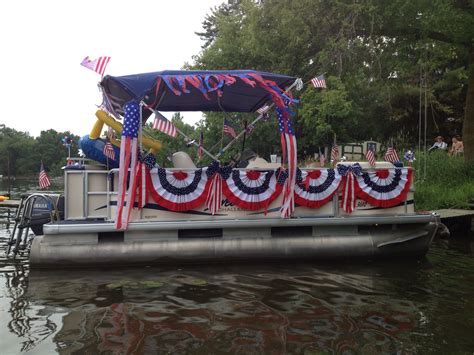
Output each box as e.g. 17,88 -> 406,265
428,136 -> 448,152
449,135 -> 464,156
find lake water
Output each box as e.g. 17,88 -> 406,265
1,182 -> 474,354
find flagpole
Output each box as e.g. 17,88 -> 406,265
142,103 -> 219,162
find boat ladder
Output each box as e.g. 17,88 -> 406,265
5,193 -> 60,259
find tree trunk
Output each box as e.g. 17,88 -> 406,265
463,47 -> 474,164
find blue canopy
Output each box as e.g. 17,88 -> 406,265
100,70 -> 296,118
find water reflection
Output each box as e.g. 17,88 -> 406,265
2,228 -> 474,354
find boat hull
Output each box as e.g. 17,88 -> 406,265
30,214 -> 438,268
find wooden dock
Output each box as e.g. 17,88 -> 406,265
436,209 -> 474,236
0,200 -> 19,227
0,200 -> 21,208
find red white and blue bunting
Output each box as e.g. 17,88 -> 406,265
141,162 -> 412,215
220,167 -> 286,211
355,168 -> 412,208
146,167 -> 212,212
294,168 -> 342,208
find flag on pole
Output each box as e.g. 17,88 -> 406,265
223,119 -> 237,138
245,123 -> 255,134
152,112 -> 177,137
80,56 -> 111,76
198,131 -> 204,160
310,75 -> 327,89
331,145 -> 339,165
39,161 -> 51,189
384,146 -> 400,163
103,139 -> 116,160
257,104 -> 271,119
365,145 -> 376,166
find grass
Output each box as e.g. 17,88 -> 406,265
413,151 -> 474,211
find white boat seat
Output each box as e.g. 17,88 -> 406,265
172,151 -> 197,169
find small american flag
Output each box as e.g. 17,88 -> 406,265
152,112 -> 177,137
366,146 -> 376,166
223,119 -> 237,138
310,75 -> 327,89
384,146 -> 400,163
103,140 -> 115,160
331,145 -> 339,163
198,131 -> 204,160
257,104 -> 270,114
39,161 -> 51,189
80,56 -> 111,76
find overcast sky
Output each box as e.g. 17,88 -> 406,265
0,0 -> 223,137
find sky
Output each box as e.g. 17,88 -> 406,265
0,0 -> 224,137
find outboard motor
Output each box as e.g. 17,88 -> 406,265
29,194 -> 64,235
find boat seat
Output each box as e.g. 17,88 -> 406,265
246,157 -> 281,169
172,151 -> 197,169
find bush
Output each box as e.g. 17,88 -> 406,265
413,151 -> 474,210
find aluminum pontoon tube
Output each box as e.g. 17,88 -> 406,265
42,214 -> 438,235
30,222 -> 438,268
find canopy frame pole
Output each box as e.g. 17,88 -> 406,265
142,102 -> 219,162
215,78 -> 301,158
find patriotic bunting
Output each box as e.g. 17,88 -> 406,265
337,163 -> 363,214
355,168 -> 412,208
146,167 -> 213,212
294,168 -> 342,208
220,167 -> 286,211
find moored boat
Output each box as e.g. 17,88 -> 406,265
24,69 -> 438,267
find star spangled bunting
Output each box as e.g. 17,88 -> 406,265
384,147 -> 400,163
310,75 -> 326,89
223,118 -> 237,138
366,146 -> 376,166
80,56 -> 111,76
152,112 -> 177,137
39,161 -> 51,189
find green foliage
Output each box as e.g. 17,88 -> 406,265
0,126 -> 79,177
414,152 -> 474,210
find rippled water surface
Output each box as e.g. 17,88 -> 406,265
1,223 -> 474,354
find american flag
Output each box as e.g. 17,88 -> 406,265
39,162 -> 51,189
277,109 -> 297,218
331,145 -> 339,164
80,56 -> 111,76
198,131 -> 204,160
103,140 -> 115,160
115,102 -> 140,230
223,119 -> 237,138
152,112 -> 177,137
310,74 -> 327,89
384,146 -> 400,163
365,145 -> 376,166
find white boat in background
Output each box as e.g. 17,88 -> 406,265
7,70 -> 439,267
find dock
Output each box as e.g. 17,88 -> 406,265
436,209 -> 474,236
0,200 -> 20,227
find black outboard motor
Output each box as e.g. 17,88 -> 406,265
29,194 -> 64,235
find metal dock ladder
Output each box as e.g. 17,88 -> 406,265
6,193 -> 60,259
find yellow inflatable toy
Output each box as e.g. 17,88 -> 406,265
0,195 -> 10,201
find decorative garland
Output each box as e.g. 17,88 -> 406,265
294,168 -> 342,208
146,167 -> 213,212
142,162 -> 412,214
220,166 -> 286,211
355,168 -> 412,208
